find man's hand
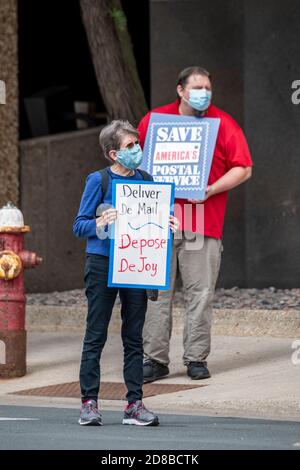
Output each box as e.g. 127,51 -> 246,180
96,208 -> 118,228
188,167 -> 252,204
188,185 -> 215,204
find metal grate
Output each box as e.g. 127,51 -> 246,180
12,381 -> 204,400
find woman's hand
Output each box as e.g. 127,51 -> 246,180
96,208 -> 118,228
169,215 -> 180,233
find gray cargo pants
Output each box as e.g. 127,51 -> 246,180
143,233 -> 222,365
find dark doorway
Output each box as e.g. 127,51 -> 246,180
18,0 -> 150,140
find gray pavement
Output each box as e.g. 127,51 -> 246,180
0,332 -> 300,422
0,405 -> 299,450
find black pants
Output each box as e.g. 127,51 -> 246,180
79,254 -> 147,404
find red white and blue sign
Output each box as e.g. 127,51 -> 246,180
140,113 -> 220,200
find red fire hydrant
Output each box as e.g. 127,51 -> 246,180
0,202 -> 42,378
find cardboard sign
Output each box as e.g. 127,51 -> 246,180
140,113 -> 220,200
108,180 -> 175,289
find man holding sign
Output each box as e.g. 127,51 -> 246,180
138,66 -> 253,383
73,120 -> 178,427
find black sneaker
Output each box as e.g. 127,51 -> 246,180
78,399 -> 103,426
187,361 -> 211,380
143,359 -> 169,383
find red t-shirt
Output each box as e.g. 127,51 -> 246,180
138,100 -> 253,239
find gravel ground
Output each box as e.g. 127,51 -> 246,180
26,287 -> 300,310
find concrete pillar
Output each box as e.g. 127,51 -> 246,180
0,0 -> 19,207
244,0 -> 300,287
149,0 -> 246,286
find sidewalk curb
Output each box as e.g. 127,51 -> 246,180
25,305 -> 300,337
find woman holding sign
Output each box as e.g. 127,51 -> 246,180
73,120 -> 178,427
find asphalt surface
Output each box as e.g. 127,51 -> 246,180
0,405 -> 299,450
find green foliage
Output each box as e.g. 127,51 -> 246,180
110,7 -> 127,33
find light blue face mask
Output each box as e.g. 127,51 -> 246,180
116,143 -> 143,170
184,88 -> 212,111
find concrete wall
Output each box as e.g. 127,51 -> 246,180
18,0 -> 300,291
150,0 -> 300,287
0,0 -> 19,206
20,127 -> 106,292
150,0 -> 247,287
244,0 -> 300,287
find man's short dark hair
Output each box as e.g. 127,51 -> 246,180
177,66 -> 211,89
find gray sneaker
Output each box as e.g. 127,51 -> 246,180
78,399 -> 103,426
122,400 -> 159,426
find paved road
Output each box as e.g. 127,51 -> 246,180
0,405 -> 299,450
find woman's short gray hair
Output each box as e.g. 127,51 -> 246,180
99,120 -> 139,163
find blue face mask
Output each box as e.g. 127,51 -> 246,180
116,143 -> 143,170
184,88 -> 212,111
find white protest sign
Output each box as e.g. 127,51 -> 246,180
108,180 -> 174,289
